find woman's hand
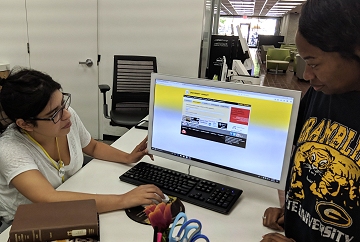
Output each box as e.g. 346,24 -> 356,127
263,207 -> 285,231
127,136 -> 154,163
261,233 -> 295,242
120,184 -> 164,208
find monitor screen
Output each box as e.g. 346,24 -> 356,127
148,73 -> 301,190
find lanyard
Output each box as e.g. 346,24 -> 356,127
24,131 -> 65,182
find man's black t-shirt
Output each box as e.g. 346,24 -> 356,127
284,88 -> 360,242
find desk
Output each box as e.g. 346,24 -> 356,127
0,127 -> 282,242
266,60 -> 289,74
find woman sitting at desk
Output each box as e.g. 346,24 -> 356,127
0,68 -> 164,226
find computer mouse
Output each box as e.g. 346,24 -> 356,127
162,193 -> 170,203
152,193 -> 170,204
142,193 -> 170,207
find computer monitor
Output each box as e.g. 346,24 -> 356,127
148,73 -> 301,190
232,59 -> 249,76
236,25 -> 254,71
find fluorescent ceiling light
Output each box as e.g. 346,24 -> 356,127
221,0 -> 305,16
271,8 -> 294,10
268,9 -> 289,11
273,6 -> 295,8
276,2 -> 302,5
234,7 -> 254,9
231,2 -> 255,5
230,0 -> 255,3
268,10 -> 288,13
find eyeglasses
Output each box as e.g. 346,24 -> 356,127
30,93 -> 71,124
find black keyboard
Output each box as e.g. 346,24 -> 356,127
119,162 -> 243,214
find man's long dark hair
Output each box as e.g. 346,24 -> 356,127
299,0 -> 360,61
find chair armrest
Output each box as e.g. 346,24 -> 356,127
98,84 -> 110,93
98,84 -> 111,119
284,56 -> 291,62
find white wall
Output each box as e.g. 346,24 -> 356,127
0,1 -> 29,69
98,0 -> 205,137
286,13 -> 299,44
280,13 -> 299,45
0,0 -> 206,139
280,14 -> 289,44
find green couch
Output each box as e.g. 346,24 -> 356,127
266,48 -> 291,73
280,44 -> 296,49
280,44 -> 298,61
260,45 -> 275,64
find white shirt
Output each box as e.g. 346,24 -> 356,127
0,107 -> 91,223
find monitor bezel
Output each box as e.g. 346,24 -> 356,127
148,73 -> 301,190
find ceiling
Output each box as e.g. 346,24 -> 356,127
220,0 -> 306,17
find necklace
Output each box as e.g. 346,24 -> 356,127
24,131 -> 65,182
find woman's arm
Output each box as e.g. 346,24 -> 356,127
82,136 -> 153,164
11,170 -> 164,213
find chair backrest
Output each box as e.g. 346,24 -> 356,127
261,45 -> 274,51
111,55 -> 157,110
280,44 -> 296,50
267,48 -> 290,61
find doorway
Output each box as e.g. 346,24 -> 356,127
240,24 -> 250,44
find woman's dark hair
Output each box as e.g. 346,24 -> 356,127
299,0 -> 360,60
0,67 -> 61,126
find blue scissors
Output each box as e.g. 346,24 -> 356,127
169,212 -> 210,242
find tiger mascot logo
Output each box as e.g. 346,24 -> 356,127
289,142 -> 360,227
291,142 -> 360,205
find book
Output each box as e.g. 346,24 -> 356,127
9,199 -> 99,242
50,238 -> 98,242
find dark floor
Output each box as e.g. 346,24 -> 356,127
263,64 -> 310,96
252,48 -> 310,95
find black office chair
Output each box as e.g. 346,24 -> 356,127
82,155 -> 93,167
0,220 -> 10,234
99,55 -> 157,130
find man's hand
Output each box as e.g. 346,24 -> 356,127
261,233 -> 295,242
262,207 -> 285,231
